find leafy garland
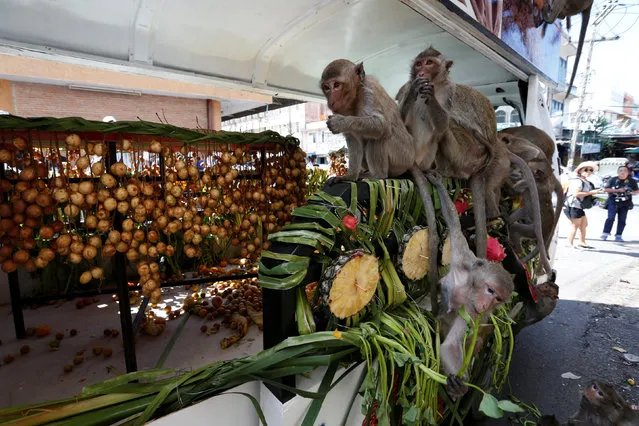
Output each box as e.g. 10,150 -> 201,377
0,116 -> 300,147
258,178 -> 525,424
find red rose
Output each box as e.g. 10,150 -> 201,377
342,215 -> 358,231
486,236 -> 506,262
454,199 -> 469,215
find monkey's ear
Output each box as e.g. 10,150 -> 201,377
355,62 -> 365,79
445,60 -> 454,71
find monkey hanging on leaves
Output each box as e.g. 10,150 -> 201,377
427,171 -> 514,400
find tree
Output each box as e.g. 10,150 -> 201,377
589,114 -> 615,157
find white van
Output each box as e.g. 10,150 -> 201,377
597,157 -> 629,179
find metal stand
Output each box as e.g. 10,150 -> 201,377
8,271 -> 25,339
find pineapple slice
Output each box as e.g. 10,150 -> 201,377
321,251 -> 379,319
398,226 -> 430,280
441,234 -> 452,266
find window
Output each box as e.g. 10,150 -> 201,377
496,110 -> 506,124
511,110 -> 520,125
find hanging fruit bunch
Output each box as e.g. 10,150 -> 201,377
328,147 -> 347,177
0,120 -> 307,305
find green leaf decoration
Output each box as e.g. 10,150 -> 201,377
479,393 -> 504,418
497,399 -> 525,413
402,406 -> 420,425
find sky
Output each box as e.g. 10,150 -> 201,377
568,0 -> 639,100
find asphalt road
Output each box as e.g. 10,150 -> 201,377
479,202 -> 639,425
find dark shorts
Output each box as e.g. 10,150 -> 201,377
564,206 -> 585,219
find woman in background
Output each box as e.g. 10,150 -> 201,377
600,165 -> 639,242
564,161 -> 601,249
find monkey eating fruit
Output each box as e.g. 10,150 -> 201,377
396,47 -> 511,261
427,171 -> 514,400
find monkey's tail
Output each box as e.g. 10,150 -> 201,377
522,177 -> 565,261
508,152 -> 552,277
410,166 -> 440,315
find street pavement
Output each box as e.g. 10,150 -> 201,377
478,202 -> 639,424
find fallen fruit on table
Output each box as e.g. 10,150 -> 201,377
103,348 -> 113,358
35,325 -> 52,338
48,340 -> 60,351
92,346 -> 104,356
70,329 -> 78,337
73,355 -> 84,365
55,332 -> 64,341
63,365 -> 73,373
3,354 -> 15,364
20,345 -> 30,355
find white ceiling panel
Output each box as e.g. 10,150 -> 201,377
0,0 -> 525,112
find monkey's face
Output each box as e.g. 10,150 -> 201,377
321,76 -> 360,115
583,382 -> 624,409
471,263 -> 513,313
411,54 -> 453,81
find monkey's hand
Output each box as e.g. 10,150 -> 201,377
445,375 -> 468,401
408,77 -> 429,100
418,81 -> 435,104
326,114 -> 348,134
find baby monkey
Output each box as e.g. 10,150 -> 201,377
539,380 -> 639,425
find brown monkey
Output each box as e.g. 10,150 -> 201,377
541,0 -> 593,97
501,125 -> 556,161
500,129 -> 563,268
542,381 -> 639,425
427,171 -> 514,400
320,60 -> 414,183
320,59 -> 439,312
396,47 -> 511,260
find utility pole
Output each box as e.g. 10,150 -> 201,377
566,2 -> 617,169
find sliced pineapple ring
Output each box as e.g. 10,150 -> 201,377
326,253 -> 379,319
441,235 -> 452,266
399,227 -> 430,280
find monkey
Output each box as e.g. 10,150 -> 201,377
500,129 -> 564,270
541,0 -> 593,97
320,60 -> 414,184
541,381 -> 639,425
501,125 -> 556,162
320,59 -> 440,313
426,171 -> 514,400
396,47 -> 511,261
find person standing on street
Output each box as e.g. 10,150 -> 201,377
600,165 -> 639,242
564,161 -> 601,249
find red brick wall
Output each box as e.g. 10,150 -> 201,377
13,82 -> 207,128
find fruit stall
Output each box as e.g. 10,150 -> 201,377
0,114 -> 553,425
0,115 -> 307,381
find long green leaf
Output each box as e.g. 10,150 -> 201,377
258,260 -> 310,276
280,222 -> 336,236
310,191 -> 347,209
292,205 -> 341,228
258,269 -> 307,290
82,369 -> 175,396
301,362 -> 340,426
223,392 -> 268,426
260,251 -> 312,263
155,312 -> 192,369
